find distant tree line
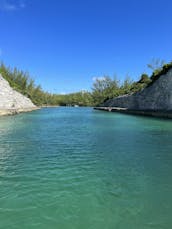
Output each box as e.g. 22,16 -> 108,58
0,63 -> 93,106
0,60 -> 172,107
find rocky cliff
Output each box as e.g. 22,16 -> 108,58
99,67 -> 172,118
0,74 -> 38,115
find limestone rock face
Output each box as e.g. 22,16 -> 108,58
103,68 -> 172,111
0,74 -> 36,110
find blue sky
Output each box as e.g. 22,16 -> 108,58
0,0 -> 172,93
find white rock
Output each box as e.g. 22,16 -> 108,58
0,74 -> 37,114
103,68 -> 172,111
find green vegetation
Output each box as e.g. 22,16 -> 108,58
92,76 -> 121,105
0,63 -> 93,106
91,73 -> 152,105
148,61 -> 172,86
92,60 -> 172,105
130,74 -> 151,92
1,60 -> 172,107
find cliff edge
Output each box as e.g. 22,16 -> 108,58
0,74 -> 38,116
98,67 -> 172,118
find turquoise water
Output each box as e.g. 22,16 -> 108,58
0,107 -> 172,229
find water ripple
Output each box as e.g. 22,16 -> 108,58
0,108 -> 172,228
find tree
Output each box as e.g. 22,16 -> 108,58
92,76 -> 120,105
147,58 -> 165,79
120,76 -> 133,94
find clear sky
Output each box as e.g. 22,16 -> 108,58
0,0 -> 172,93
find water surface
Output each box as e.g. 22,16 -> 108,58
0,107 -> 172,228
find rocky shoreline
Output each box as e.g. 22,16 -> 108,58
0,107 -> 40,116
94,107 -> 172,119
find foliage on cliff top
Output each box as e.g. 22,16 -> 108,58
0,63 -> 54,106
92,60 -> 172,105
1,60 -> 172,107
0,63 -> 93,106
147,61 -> 172,87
